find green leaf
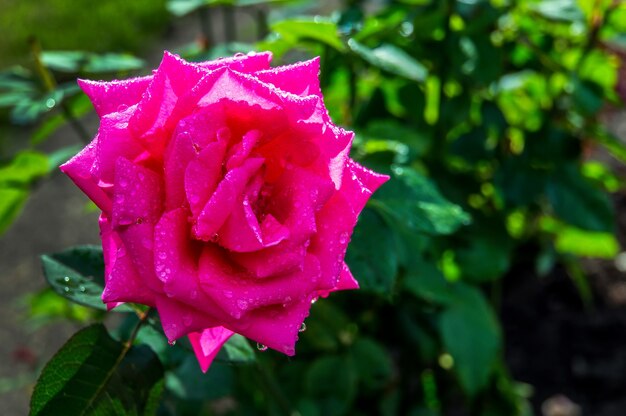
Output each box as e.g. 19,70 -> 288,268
305,355 -> 358,416
403,260 -> 456,305
372,166 -> 470,235
0,151 -> 49,235
455,225 -> 513,283
270,18 -> 346,52
438,285 -> 501,397
348,40 -> 428,82
0,151 -> 48,186
350,338 -> 392,391
299,301 -> 352,353
85,53 -> 145,73
216,333 -> 256,363
166,356 -> 233,400
41,51 -> 89,73
0,188 -> 28,236
30,324 -> 164,416
41,245 -> 133,312
345,208 -> 398,295
547,164 -> 614,232
530,0 -> 584,23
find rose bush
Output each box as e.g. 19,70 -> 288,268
61,51 -> 388,371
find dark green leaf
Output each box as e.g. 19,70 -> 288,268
166,356 -> 233,400
30,324 -> 164,416
350,338 -> 393,390
41,245 -> 133,312
439,285 -> 501,397
403,260 -> 455,305
547,164 -> 614,232
305,355 -> 358,416
345,208 -> 398,295
372,166 -> 471,235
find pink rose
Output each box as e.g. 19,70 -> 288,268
61,51 -> 388,371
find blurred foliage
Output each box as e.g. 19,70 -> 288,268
0,0 -> 625,415
0,0 -> 169,67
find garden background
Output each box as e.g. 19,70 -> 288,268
1,0 -> 626,415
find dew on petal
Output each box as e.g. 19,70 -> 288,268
256,342 -> 268,351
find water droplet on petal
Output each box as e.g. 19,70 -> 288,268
237,299 -> 248,310
256,343 -> 268,351
168,340 -> 177,346
339,232 -> 349,244
311,297 -> 318,304
299,322 -> 307,333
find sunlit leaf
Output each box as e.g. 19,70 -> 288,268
348,40 -> 428,82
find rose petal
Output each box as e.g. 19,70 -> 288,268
156,296 -> 220,341
184,140 -> 228,218
188,327 -> 234,373
342,159 -> 390,213
199,246 -> 320,318
193,157 -> 264,241
91,106 -> 145,187
255,57 -> 321,98
154,208 -> 232,320
60,137 -> 111,212
78,76 -> 151,117
227,298 -> 313,356
197,51 -> 272,73
102,244 -> 156,306
129,52 -> 209,157
111,158 -> 163,228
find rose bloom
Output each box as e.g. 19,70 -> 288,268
62,51 -> 388,371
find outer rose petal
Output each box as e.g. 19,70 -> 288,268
78,76 -> 151,117
60,137 -> 111,212
254,57 -> 322,98
188,327 -> 234,373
